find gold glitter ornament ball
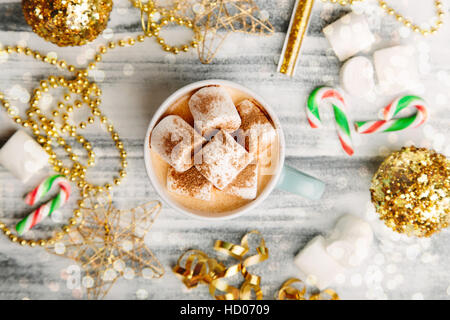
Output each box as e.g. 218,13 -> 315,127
22,0 -> 113,47
371,146 -> 450,237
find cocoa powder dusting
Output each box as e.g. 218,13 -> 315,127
163,133 -> 183,155
191,85 -> 221,114
237,99 -> 274,131
228,164 -> 257,188
170,167 -> 210,197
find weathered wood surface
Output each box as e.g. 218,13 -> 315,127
0,0 -> 449,300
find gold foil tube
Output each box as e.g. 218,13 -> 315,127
278,0 -> 315,76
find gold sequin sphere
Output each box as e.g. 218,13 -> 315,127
22,0 -> 113,47
371,146 -> 450,237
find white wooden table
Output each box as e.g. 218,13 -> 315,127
0,0 -> 449,300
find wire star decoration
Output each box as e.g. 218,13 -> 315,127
187,0 -> 275,63
46,190 -> 164,300
138,0 -> 274,64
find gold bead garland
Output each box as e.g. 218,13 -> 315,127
2,1 -> 273,246
321,0 -> 364,5
321,0 -> 445,36
132,0 -> 199,54
0,33 -> 152,246
378,0 -> 445,36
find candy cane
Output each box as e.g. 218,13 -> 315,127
306,86 -> 354,156
16,175 -> 71,236
355,95 -> 428,134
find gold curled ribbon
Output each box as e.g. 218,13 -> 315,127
173,230 -> 268,300
174,232 -> 340,300
277,278 -> 340,300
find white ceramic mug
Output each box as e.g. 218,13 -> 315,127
144,80 -> 325,220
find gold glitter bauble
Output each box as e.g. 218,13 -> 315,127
371,146 -> 450,237
22,0 -> 113,47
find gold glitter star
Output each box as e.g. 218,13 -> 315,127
47,190 -> 164,299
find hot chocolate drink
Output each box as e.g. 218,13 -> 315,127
149,85 -> 279,217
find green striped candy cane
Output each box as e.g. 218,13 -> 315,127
16,175 -> 71,236
307,86 -> 354,156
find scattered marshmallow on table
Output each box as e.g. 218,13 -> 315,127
189,86 -> 241,137
150,115 -> 205,172
0,130 -> 49,183
373,45 -> 420,95
325,215 -> 373,268
323,12 -> 375,62
294,236 -> 346,290
294,215 -> 374,289
224,164 -> 258,200
195,130 -> 253,190
340,56 -> 375,98
167,166 -> 212,201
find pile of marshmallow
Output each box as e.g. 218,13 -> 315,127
323,12 -> 420,97
150,85 -> 276,201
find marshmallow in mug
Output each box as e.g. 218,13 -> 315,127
189,86 -> 241,137
167,166 -> 213,201
373,45 -> 420,95
195,130 -> 253,190
0,130 -> 49,183
224,163 -> 258,200
294,215 -> 373,290
150,115 -> 205,172
323,12 -> 375,62
236,99 -> 277,156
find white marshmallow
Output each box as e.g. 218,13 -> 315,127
373,45 -> 420,95
323,12 -> 375,62
294,236 -> 346,290
167,166 -> 212,200
195,130 -> 253,190
325,215 -> 373,268
294,215 -> 374,289
150,115 -> 205,172
189,86 -> 241,136
0,130 -> 49,183
236,99 -> 276,155
340,56 -> 375,97
223,164 -> 258,200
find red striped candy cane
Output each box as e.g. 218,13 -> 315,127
306,86 -> 354,156
16,175 -> 71,236
355,95 -> 428,134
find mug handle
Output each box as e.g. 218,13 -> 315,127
276,165 -> 325,200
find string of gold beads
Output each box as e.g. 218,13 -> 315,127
321,0 -> 445,36
0,34 -> 153,246
321,0 -> 365,6
132,0 -> 199,54
378,0 -> 444,36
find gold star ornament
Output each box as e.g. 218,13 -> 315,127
189,0 -> 275,63
135,0 -> 274,63
47,190 -> 164,299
